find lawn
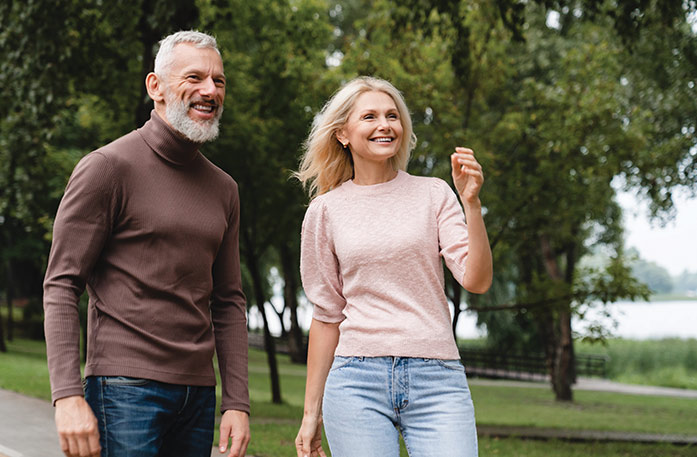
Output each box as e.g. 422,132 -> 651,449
1,338 -> 695,456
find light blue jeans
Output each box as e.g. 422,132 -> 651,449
322,356 -> 478,457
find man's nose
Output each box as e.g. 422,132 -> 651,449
199,77 -> 217,97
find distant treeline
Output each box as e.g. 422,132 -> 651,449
629,248 -> 697,296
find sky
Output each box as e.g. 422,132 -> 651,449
617,190 -> 697,276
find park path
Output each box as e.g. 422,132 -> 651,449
1,379 -> 696,457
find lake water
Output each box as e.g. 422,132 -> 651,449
257,298 -> 697,341
455,300 -> 697,340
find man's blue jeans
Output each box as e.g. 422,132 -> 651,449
322,356 -> 478,457
84,376 -> 215,457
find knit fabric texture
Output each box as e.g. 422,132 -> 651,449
300,170 -> 469,359
43,111 -> 249,413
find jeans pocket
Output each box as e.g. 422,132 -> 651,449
102,376 -> 151,387
436,359 -> 466,372
329,356 -> 356,372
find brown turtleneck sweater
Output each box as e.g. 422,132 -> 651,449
43,111 -> 249,414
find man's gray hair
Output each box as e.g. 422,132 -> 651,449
154,30 -> 220,77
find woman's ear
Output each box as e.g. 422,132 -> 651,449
336,130 -> 348,148
145,72 -> 165,103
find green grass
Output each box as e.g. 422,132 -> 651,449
2,338 -> 696,456
0,338 -> 53,401
472,385 -> 696,435
478,438 -> 696,457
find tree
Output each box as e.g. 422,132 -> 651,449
628,249 -> 674,295
0,0 -> 200,351
360,0 -> 696,401
202,0 -> 333,402
475,3 -> 695,400
0,0 -> 98,347
674,270 -> 697,295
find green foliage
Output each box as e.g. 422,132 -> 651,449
578,337 -> 697,390
201,0 -> 333,261
0,0 -> 201,305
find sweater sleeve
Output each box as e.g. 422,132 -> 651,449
211,180 -> 250,414
300,199 -> 346,323
43,152 -> 117,404
434,179 -> 469,287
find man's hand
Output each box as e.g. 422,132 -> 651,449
218,409 -> 250,457
54,395 -> 100,457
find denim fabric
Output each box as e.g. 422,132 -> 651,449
322,357 -> 478,457
84,376 -> 215,457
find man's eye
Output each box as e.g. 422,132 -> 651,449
214,79 -> 226,87
187,75 -> 201,81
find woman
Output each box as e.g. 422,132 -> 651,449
294,76 -> 492,457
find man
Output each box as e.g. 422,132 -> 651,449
43,30 -> 250,457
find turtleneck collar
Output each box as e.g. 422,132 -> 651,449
137,110 -> 200,166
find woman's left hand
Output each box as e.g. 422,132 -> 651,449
451,147 -> 484,205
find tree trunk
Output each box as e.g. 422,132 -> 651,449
540,235 -> 574,402
449,274 -> 462,338
552,308 -> 574,401
5,258 -> 13,342
279,244 -> 306,364
272,304 -> 287,338
244,245 -> 282,404
4,153 -> 17,342
0,295 -> 6,352
258,298 -> 282,404
135,1 -> 158,128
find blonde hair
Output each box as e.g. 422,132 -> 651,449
296,76 -> 417,199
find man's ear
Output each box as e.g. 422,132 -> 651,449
145,72 -> 165,103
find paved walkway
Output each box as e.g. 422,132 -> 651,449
0,389 -> 60,457
1,379 -> 696,456
469,376 -> 697,399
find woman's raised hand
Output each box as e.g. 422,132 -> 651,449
450,147 -> 484,205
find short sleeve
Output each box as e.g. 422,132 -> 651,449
434,179 -> 469,287
300,198 -> 346,322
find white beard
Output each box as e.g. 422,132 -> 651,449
164,94 -> 223,143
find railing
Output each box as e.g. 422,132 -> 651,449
459,347 -> 608,380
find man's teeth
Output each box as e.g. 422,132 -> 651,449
193,104 -> 214,112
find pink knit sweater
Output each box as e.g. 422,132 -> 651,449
300,170 -> 469,359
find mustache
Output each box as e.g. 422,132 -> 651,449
189,97 -> 219,108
